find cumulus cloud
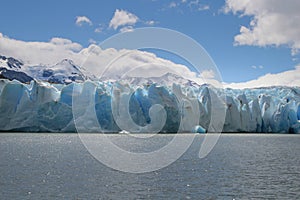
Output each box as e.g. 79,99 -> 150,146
224,0 -> 300,54
4,32 -> 299,89
109,9 -> 139,30
225,65 -> 300,89
200,69 -> 215,79
0,33 -> 82,65
0,32 -> 200,83
75,16 -> 93,26
75,45 -> 198,81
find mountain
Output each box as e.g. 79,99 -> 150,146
0,55 -> 200,86
0,55 -> 23,69
0,55 -> 33,83
26,59 -> 87,84
105,72 -> 201,88
0,55 -> 87,84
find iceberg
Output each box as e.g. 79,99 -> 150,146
0,78 -> 299,133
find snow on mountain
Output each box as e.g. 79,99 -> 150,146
0,54 -> 204,86
106,72 -> 201,88
0,55 -> 23,69
0,55 -> 33,83
25,59 -> 87,84
0,55 -> 87,84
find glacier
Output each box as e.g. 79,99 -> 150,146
0,78 -> 299,133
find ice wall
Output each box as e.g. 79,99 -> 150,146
0,79 -> 299,133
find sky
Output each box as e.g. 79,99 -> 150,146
0,0 -> 300,88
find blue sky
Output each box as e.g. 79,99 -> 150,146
0,0 -> 299,84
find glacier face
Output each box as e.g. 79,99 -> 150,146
0,78 -> 299,133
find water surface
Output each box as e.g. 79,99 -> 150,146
0,134 -> 299,199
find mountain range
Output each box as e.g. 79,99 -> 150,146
0,54 -> 201,87
0,55 -> 87,84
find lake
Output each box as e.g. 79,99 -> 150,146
0,134 -> 299,199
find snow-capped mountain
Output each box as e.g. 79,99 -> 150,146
26,59 -> 87,84
0,55 -> 33,83
0,54 -> 201,86
104,72 -> 201,88
0,55 -> 87,84
0,55 -> 23,69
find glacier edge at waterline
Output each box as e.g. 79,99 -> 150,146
1,78 -> 300,133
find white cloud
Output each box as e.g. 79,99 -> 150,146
120,26 -> 134,33
109,9 -> 139,30
166,0 -> 209,12
89,48 -> 198,80
94,24 -> 105,33
0,32 -> 200,83
145,20 -> 156,26
75,16 -> 93,26
251,65 -> 263,69
169,2 -> 178,8
94,28 -> 102,33
198,5 -> 209,11
200,69 -> 215,79
224,0 -> 300,54
225,65 -> 300,89
95,27 -> 102,33
188,0 -> 209,11
88,39 -> 97,44
0,33 -> 82,65
4,32 -> 299,89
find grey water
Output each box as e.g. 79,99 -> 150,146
0,134 -> 299,199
